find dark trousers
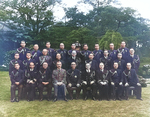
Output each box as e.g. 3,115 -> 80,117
38,83 -> 52,99
82,83 -> 97,98
110,83 -> 123,99
11,84 -> 23,100
124,85 -> 142,99
98,84 -> 109,100
67,85 -> 81,99
26,83 -> 36,100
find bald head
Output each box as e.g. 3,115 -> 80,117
42,49 -> 48,55
34,44 -> 39,51
130,48 -> 135,55
110,43 -> 114,50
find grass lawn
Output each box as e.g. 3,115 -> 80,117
0,71 -> 150,117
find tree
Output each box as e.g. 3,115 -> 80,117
66,28 -> 96,50
79,0 -> 118,8
0,0 -> 60,43
99,30 -> 123,50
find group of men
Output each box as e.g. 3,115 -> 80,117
9,40 -> 142,102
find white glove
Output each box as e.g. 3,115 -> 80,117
100,82 -> 104,85
83,81 -> 87,85
137,83 -> 141,86
30,80 -> 33,84
57,82 -> 62,85
77,83 -> 80,87
90,81 -> 95,85
103,82 -> 107,85
125,83 -> 129,86
111,82 -> 114,85
119,82 -> 122,85
68,83 -> 72,87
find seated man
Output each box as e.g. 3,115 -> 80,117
82,63 -> 97,101
109,62 -> 123,100
52,61 -> 67,102
123,63 -> 142,100
10,63 -> 24,102
25,62 -> 37,101
67,62 -> 81,100
38,62 -> 52,101
96,62 -> 109,101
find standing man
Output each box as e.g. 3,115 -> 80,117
93,44 -> 103,64
22,52 -> 36,71
52,53 -> 66,70
46,42 -> 55,60
123,63 -> 142,100
38,62 -> 52,101
9,53 -> 23,76
10,63 -> 24,102
31,44 -> 42,70
25,62 -> 37,101
56,43 -> 68,62
52,61 -> 67,102
96,63 -> 110,101
68,43 -> 76,58
67,62 -> 81,100
117,41 -> 130,62
108,43 -> 117,62
39,49 -> 52,69
68,50 -> 82,70
100,50 -> 112,70
17,41 -> 30,61
85,53 -> 98,71
80,44 -> 91,71
128,48 -> 140,73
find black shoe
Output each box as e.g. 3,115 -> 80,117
39,98 -> 43,101
53,98 -> 57,102
84,96 -> 87,101
118,97 -> 122,101
92,97 -> 96,101
16,98 -> 19,102
137,98 -> 143,101
11,98 -> 16,102
64,98 -> 68,102
126,97 -> 129,100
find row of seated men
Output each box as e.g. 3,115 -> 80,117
10,40 -> 140,74
10,60 -> 142,102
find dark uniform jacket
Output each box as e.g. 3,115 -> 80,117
38,67 -> 52,83
10,69 -> 24,85
66,69 -> 81,86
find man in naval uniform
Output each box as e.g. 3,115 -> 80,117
17,41 -> 30,61
66,62 -> 81,100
